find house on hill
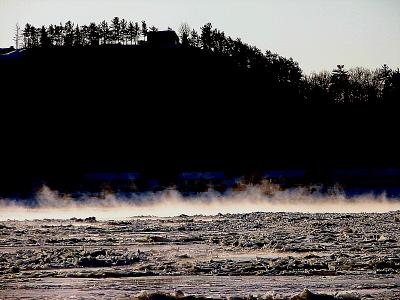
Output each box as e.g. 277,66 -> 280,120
147,30 -> 180,48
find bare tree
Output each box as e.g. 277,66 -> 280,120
13,23 -> 22,49
178,22 -> 191,46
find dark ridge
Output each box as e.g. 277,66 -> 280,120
0,44 -> 399,195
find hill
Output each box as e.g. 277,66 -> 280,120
0,45 -> 399,194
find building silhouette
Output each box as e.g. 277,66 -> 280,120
147,30 -> 180,48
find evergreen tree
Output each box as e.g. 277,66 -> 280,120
81,25 -> 90,46
189,29 -> 200,47
99,21 -> 110,45
330,65 -> 350,103
39,26 -> 51,47
73,25 -> 83,47
212,29 -> 226,54
47,25 -> 55,46
383,68 -> 400,104
141,21 -> 148,41
200,23 -> 213,51
127,22 -> 136,45
379,64 -> 392,81
23,23 -> 32,48
54,24 -> 63,46
88,22 -> 99,46
120,18 -> 128,44
133,22 -> 141,45
64,21 -> 74,47
111,17 -> 121,44
30,25 -> 39,48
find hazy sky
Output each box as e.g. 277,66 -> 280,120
1,0 -> 399,73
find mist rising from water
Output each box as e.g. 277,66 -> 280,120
1,185 -> 399,220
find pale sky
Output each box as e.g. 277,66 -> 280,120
1,0 -> 399,73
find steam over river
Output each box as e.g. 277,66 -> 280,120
1,185 -> 400,220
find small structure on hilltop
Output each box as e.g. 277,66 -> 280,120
147,30 -> 180,48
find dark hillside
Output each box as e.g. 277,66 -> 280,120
0,46 -> 399,194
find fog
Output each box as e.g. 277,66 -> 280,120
0,186 -> 399,220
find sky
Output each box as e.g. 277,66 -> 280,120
0,0 -> 399,73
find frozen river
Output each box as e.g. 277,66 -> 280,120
1,212 -> 400,299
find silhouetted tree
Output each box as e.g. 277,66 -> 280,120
200,23 -> 213,51
378,64 -> 392,101
99,21 -> 110,45
134,22 -> 141,45
63,21 -> 74,47
53,24 -> 63,46
88,22 -> 99,46
231,38 -> 249,69
304,71 -> 332,104
23,23 -> 32,48
47,25 -> 55,46
126,22 -> 134,45
330,65 -> 350,103
347,67 -> 381,103
189,29 -> 200,47
39,26 -> 51,48
379,64 -> 392,82
141,21 -> 148,41
13,23 -> 22,49
111,17 -> 121,44
178,22 -> 191,46
383,68 -> 400,104
73,25 -> 83,47
30,25 -> 39,48
211,28 -> 227,54
81,25 -> 90,46
120,18 -> 128,44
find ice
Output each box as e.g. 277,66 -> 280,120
1,212 -> 400,299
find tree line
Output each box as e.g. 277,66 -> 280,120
20,18 -> 155,48
15,18 -> 400,104
179,22 -> 400,104
304,64 -> 400,104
